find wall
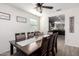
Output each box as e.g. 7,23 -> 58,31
40,7 -> 79,47
65,8 -> 79,47
0,4 -> 40,54
40,13 -> 49,34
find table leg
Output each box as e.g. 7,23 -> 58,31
10,43 -> 13,55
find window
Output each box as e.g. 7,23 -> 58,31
30,18 -> 38,26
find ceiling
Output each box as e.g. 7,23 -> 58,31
7,3 -> 79,16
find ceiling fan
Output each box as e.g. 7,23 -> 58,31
35,3 -> 53,13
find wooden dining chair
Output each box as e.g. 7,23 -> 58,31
39,37 -> 49,56
54,32 -> 58,54
49,32 -> 58,55
15,32 -> 26,42
27,32 -> 31,39
34,31 -> 38,36
47,34 -> 55,56
48,31 -> 53,35
30,32 -> 35,38
15,32 -> 26,56
30,37 -> 49,56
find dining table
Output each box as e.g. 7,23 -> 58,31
9,34 -> 50,56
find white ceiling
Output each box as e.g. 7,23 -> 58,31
7,3 -> 79,16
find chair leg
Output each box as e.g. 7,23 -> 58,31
55,43 -> 57,53
46,51 -> 48,56
47,51 -> 50,56
47,49 -> 55,56
52,51 -> 55,56
52,48 -> 55,56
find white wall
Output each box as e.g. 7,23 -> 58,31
0,4 -> 40,54
40,7 -> 79,47
40,14 -> 49,34
65,8 -> 79,47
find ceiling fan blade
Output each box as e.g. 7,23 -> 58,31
42,6 -> 53,9
36,3 -> 44,7
40,3 -> 44,5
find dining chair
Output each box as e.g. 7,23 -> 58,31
30,32 -> 35,38
15,32 -> 26,42
54,32 -> 58,54
50,32 -> 58,55
30,37 -> 49,56
47,33 -> 55,56
27,32 -> 31,39
34,31 -> 38,36
15,32 -> 26,56
48,31 -> 53,35
40,37 -> 49,56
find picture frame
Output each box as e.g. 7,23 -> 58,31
69,16 -> 74,33
16,16 -> 27,23
0,12 -> 10,20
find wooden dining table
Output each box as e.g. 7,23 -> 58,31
9,34 -> 50,56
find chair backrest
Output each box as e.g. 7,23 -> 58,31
37,31 -> 41,36
27,32 -> 35,39
27,32 -> 31,39
34,31 -> 38,36
34,31 -> 41,36
54,32 -> 58,46
48,31 -> 53,35
15,32 -> 26,42
47,32 -> 58,55
40,37 -> 49,55
30,32 -> 35,38
47,34 -> 55,51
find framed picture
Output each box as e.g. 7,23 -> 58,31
16,16 -> 27,23
0,12 -> 10,20
69,16 -> 74,33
